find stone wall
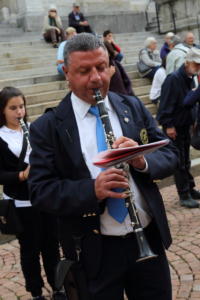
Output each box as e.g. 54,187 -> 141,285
155,0 -> 200,40
0,0 -> 152,32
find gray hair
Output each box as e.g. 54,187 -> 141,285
165,32 -> 174,38
169,35 -> 181,46
144,37 -> 157,48
64,33 -> 106,66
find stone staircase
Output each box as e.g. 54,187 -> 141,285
0,28 -> 199,186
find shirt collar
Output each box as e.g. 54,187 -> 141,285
71,92 -> 112,119
0,125 -> 20,133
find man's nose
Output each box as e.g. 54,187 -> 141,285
90,68 -> 101,82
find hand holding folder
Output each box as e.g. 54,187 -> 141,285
93,139 -> 169,168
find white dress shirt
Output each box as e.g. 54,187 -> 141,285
149,67 -> 166,101
71,93 -> 151,236
0,125 -> 31,207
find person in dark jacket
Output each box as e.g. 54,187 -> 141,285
0,87 -> 66,300
29,33 -> 178,300
160,32 -> 174,59
104,38 -> 134,96
157,47 -> 200,208
103,30 -> 123,62
68,3 -> 93,33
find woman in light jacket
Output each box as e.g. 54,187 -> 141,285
139,37 -> 161,79
42,5 -> 66,48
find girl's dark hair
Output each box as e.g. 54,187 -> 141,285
0,86 -> 27,128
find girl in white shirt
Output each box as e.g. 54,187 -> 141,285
0,87 -> 64,300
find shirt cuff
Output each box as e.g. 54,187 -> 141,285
134,158 -> 148,173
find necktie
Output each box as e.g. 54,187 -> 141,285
89,106 -> 128,223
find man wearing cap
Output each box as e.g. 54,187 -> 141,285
68,3 -> 93,33
157,47 -> 200,208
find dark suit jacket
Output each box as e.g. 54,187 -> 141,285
0,137 -> 29,199
68,11 -> 86,28
29,92 -> 178,278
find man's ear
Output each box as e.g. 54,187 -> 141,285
62,65 -> 68,80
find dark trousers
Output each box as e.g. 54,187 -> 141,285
88,221 -> 172,300
74,25 -> 93,34
43,28 -> 66,44
144,66 -> 160,79
173,127 -> 195,196
16,207 -> 60,297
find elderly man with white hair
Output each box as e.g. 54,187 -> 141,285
157,47 -> 200,209
138,37 -> 161,79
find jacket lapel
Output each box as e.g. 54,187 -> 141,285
108,92 -> 138,140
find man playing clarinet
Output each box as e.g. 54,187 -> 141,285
29,33 -> 178,300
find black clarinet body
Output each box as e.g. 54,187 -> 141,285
18,118 -> 30,147
93,89 -> 157,262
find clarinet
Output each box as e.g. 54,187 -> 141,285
18,118 -> 30,148
93,89 -> 157,262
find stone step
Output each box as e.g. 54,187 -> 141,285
0,54 -> 55,66
132,78 -> 151,87
0,60 -> 56,72
0,66 -> 56,79
140,95 -> 151,105
20,81 -> 66,96
0,48 -> 57,59
27,99 -> 61,116
133,85 -> 151,96
0,74 -> 61,89
0,64 -> 138,88
26,90 -> 66,106
0,40 -> 50,49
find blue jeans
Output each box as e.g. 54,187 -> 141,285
115,52 -> 123,62
57,63 -> 65,77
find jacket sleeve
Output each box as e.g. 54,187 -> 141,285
140,49 -> 161,67
0,143 -> 20,185
29,116 -> 99,217
0,160 -> 19,185
42,16 -> 58,33
68,12 -> 84,27
183,85 -> 200,107
157,74 -> 179,128
55,16 -> 63,29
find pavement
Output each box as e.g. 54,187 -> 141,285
1,177 -> 200,300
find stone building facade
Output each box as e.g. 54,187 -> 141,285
0,0 -> 153,33
155,0 -> 200,40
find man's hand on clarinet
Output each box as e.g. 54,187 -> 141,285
95,168 -> 129,201
112,136 -> 146,170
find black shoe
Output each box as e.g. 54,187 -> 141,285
190,189 -> 200,200
53,43 -> 58,48
180,197 -> 199,208
52,291 -> 67,300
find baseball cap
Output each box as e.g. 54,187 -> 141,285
186,47 -> 200,64
73,3 -> 80,7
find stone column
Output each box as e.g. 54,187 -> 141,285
17,0 -> 44,31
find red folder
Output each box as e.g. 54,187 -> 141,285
93,139 -> 169,168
